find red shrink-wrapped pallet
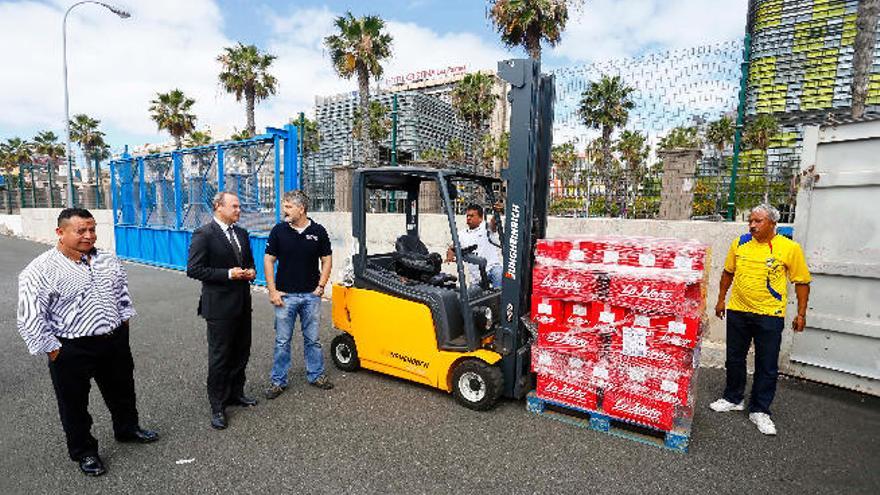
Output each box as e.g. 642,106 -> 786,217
530,235 -> 710,438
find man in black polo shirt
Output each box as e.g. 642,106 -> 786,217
264,190 -> 333,398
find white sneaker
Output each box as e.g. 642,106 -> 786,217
749,412 -> 777,435
709,398 -> 745,412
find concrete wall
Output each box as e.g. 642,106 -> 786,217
18,208 -> 115,251
0,214 -> 22,236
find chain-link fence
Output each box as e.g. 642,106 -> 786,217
110,128 -> 297,234
1,161 -> 110,213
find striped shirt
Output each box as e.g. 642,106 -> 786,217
17,248 -> 137,355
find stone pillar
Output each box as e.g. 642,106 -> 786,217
418,180 -> 442,214
658,149 -> 701,220
332,164 -> 357,212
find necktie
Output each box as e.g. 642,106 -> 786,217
226,226 -> 243,265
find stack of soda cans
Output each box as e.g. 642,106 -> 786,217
530,235 -> 709,432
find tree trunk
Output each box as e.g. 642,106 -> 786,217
357,66 -> 372,167
5,172 -> 13,213
601,126 -> 613,215
852,0 -> 879,119
526,33 -> 542,61
94,157 -> 102,209
246,88 -> 256,136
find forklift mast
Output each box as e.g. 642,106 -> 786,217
496,58 -> 555,399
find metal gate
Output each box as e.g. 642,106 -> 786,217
783,120 -> 880,396
108,125 -> 299,282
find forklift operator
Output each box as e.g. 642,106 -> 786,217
446,203 -> 503,289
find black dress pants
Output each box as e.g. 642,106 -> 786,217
48,325 -> 139,460
722,309 -> 785,415
206,311 -> 252,413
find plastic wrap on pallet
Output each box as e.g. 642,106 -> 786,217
532,264 -> 599,301
535,235 -> 708,271
531,345 -> 610,388
535,374 -> 599,411
529,235 -> 710,434
536,327 -> 603,360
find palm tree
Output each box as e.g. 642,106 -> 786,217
69,113 -> 104,161
452,72 -> 498,130
579,76 -> 635,168
217,43 -> 278,136
658,126 -> 701,151
2,138 -> 33,208
705,116 -> 735,157
488,0 -> 571,60
352,101 -> 391,144
451,72 -> 498,171
743,114 -> 778,154
186,130 -> 213,148
616,130 -> 649,216
551,142 -> 578,195
86,138 -> 111,208
33,131 -> 66,207
0,144 -> 12,212
579,75 -> 635,213
324,12 -> 393,166
447,138 -> 466,164
293,115 -> 320,154
149,89 -> 197,149
743,114 -> 779,203
33,131 -> 66,170
230,128 -> 253,141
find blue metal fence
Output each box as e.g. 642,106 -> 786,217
110,125 -> 299,285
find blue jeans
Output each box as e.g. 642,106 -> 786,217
270,293 -> 324,386
722,310 -> 784,415
488,265 -> 502,289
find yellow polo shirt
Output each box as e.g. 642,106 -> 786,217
724,233 -> 811,317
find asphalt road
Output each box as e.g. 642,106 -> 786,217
0,236 -> 878,494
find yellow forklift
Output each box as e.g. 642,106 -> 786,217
330,58 -> 554,410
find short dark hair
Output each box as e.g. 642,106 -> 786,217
465,204 -> 484,217
57,208 -> 94,227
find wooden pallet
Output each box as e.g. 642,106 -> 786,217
525,392 -> 691,453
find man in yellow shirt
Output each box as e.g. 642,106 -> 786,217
710,204 -> 811,435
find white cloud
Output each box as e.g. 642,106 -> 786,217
0,0 -> 241,146
380,20 -> 507,82
256,7 -> 508,124
552,0 -> 749,63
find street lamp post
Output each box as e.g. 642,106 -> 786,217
63,1 -> 130,208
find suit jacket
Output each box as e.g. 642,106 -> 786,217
186,221 -> 255,320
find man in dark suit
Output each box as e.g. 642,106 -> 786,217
187,192 -> 258,430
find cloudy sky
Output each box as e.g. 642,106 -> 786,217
0,0 -> 749,152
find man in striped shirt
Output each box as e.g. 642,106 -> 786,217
17,208 -> 158,477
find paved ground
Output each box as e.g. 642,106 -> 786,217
0,236 -> 878,494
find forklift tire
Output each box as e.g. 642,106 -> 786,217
451,359 -> 503,411
331,334 -> 360,372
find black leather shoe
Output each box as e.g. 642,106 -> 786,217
211,411 -> 227,430
116,428 -> 159,443
78,455 -> 107,477
227,395 -> 258,407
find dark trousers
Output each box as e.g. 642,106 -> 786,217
206,312 -> 252,413
723,310 -> 785,415
48,325 -> 139,460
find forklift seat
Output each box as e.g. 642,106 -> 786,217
393,234 -> 456,287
